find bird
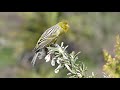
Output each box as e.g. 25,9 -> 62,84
31,20 -> 69,66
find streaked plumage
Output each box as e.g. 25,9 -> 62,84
31,21 -> 69,66
33,24 -> 61,52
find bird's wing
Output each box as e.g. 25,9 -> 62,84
34,34 -> 58,52
41,24 -> 59,39
34,25 -> 61,52
36,24 -> 60,44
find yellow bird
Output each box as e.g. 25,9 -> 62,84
31,21 -> 69,66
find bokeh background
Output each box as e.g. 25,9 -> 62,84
0,12 -> 120,78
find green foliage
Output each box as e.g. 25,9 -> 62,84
103,35 -> 120,78
0,47 -> 15,68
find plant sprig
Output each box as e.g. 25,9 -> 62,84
44,42 -> 96,78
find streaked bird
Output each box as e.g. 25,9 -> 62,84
31,21 -> 69,66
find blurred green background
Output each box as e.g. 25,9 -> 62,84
0,12 -> 120,78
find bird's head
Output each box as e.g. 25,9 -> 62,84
58,20 -> 69,33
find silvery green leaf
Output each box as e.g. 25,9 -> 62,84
74,52 -> 81,58
69,75 -> 76,78
47,47 -> 58,51
58,47 -> 64,54
57,57 -> 62,60
79,66 -> 83,71
74,56 -> 78,61
81,63 -> 85,70
54,69 -> 59,73
48,50 -> 53,54
70,51 -> 75,59
55,64 -> 63,72
76,69 -> 80,72
84,66 -> 87,71
67,73 -> 71,75
61,42 -> 64,47
63,54 -> 68,59
57,59 -> 61,64
71,51 -> 75,56
54,64 -> 64,73
45,54 -> 51,62
65,64 -> 73,73
64,53 -> 68,59
51,58 -> 56,66
92,72 -> 94,76
54,52 -> 58,55
55,55 -> 60,58
77,73 -> 82,78
64,45 -> 68,51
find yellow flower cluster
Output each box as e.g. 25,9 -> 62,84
103,35 -> 120,78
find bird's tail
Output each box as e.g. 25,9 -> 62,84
31,48 -> 47,66
31,52 -> 39,66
